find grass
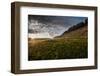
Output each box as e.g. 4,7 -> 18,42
28,37 -> 88,60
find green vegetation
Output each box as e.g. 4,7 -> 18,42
28,37 -> 88,60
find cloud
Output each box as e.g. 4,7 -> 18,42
28,15 -> 87,39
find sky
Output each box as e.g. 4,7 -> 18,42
28,15 -> 87,39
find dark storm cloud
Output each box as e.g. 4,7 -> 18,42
28,15 -> 87,37
28,15 -> 87,27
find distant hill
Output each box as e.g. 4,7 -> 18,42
55,19 -> 88,38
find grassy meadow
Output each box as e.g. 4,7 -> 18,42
28,37 -> 88,60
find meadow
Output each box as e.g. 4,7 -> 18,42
28,37 -> 88,60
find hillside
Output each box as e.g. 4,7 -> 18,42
55,19 -> 88,38
60,25 -> 87,38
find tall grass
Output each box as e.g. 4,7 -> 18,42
28,37 -> 88,60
